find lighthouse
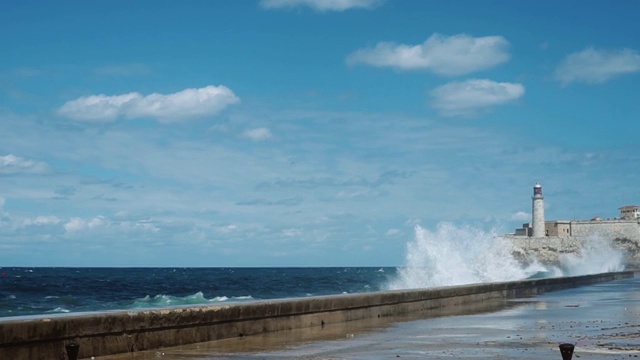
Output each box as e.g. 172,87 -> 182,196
532,183 -> 545,237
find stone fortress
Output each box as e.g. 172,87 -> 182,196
504,183 -> 640,267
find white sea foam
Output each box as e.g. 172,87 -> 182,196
128,292 -> 254,309
387,223 -> 626,290
47,307 -> 70,313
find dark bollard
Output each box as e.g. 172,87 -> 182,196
559,343 -> 574,360
65,342 -> 80,360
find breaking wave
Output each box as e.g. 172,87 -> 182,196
127,291 -> 254,309
387,223 -> 625,290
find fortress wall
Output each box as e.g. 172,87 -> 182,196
570,220 -> 640,240
0,271 -> 634,360
507,236 -> 582,265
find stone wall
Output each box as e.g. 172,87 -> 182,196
570,220 -> 640,240
507,236 -> 582,265
0,272 -> 633,360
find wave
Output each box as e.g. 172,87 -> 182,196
46,307 -> 70,313
127,291 -> 255,310
386,223 -> 625,290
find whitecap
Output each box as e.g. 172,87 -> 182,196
47,307 -> 70,313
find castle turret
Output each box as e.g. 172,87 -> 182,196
532,183 -> 545,237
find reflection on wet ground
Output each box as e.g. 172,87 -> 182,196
104,274 -> 640,360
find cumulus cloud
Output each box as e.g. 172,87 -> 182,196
510,211 -> 530,221
430,79 -> 525,117
64,217 -> 85,233
556,47 -> 640,85
0,154 -> 51,175
57,85 -> 240,122
347,33 -> 510,76
260,0 -> 382,11
243,127 -> 273,141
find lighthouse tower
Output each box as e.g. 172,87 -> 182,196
531,183 -> 545,237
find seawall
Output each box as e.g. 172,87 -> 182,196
0,271 -> 634,360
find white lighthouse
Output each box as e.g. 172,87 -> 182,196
531,183 -> 545,237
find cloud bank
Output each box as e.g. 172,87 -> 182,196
431,79 -> 525,117
0,154 -> 51,175
556,47 -> 640,85
260,0 -> 382,11
57,85 -> 240,123
347,33 -> 510,76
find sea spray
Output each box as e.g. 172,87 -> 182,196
387,223 -> 626,290
558,234 -> 625,276
386,223 -> 540,290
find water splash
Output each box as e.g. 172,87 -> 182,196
387,223 -> 625,290
558,234 -> 625,276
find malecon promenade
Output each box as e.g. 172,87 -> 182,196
102,273 -> 640,360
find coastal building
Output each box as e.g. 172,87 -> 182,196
506,183 -> 640,268
619,205 -> 640,220
508,183 -> 640,240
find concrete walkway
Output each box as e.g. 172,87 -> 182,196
103,274 -> 640,360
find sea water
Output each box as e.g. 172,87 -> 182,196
0,267 -> 393,318
0,223 -> 625,318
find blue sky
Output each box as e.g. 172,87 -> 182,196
1,0 -> 639,267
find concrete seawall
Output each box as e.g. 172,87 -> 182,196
0,271 -> 634,360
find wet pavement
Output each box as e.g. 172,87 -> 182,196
103,274 -> 640,360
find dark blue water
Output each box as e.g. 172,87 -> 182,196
0,267 -> 397,318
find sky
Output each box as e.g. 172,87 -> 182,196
1,0 -> 639,267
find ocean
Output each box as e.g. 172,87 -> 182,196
0,224 -> 627,319
0,267 -> 396,318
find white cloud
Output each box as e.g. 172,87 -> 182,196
58,93 -> 139,122
556,47 -> 640,85
430,79 -> 525,117
87,216 -> 106,229
282,228 -> 303,237
346,33 -> 510,76
243,127 -> 273,141
23,216 -> 61,226
64,215 -> 160,235
385,228 -> 401,236
64,216 -> 108,233
216,224 -> 238,233
0,154 -> 51,175
64,217 -> 85,233
260,0 -> 382,11
510,211 -> 530,221
57,85 -> 240,123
